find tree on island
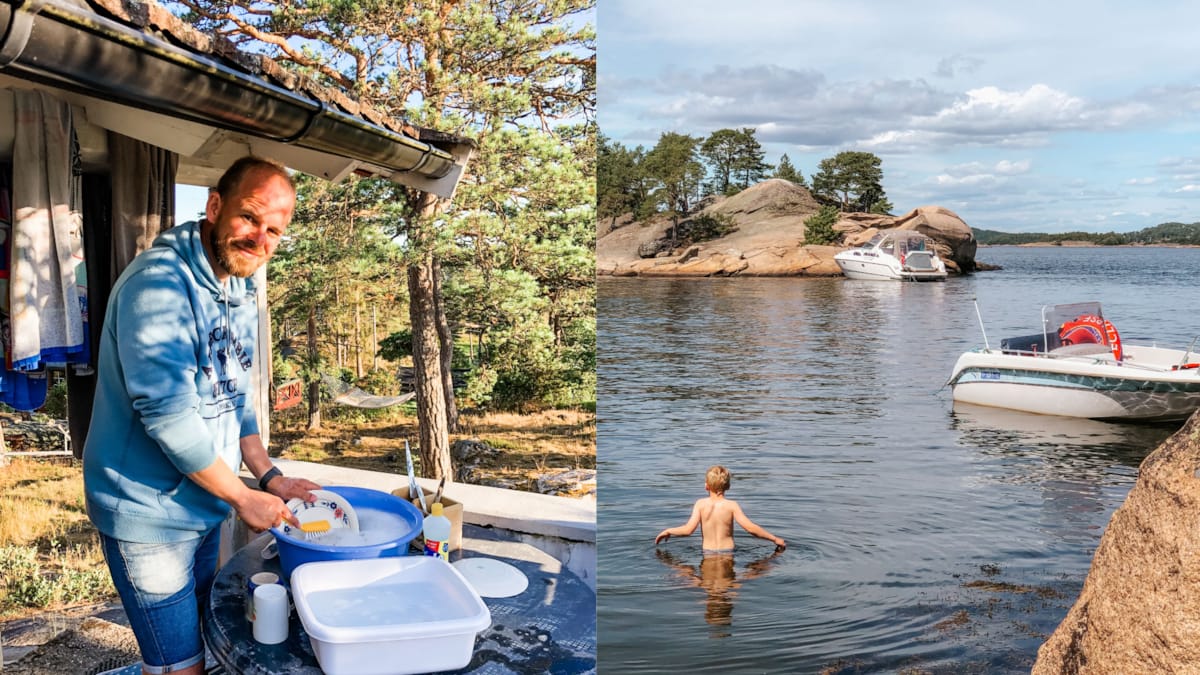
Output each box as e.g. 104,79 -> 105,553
773,154 -> 807,187
812,151 -> 889,213
700,127 -> 771,196
599,134 -> 645,227
645,132 -> 705,248
804,205 -> 840,245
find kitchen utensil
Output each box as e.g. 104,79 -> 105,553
405,440 -> 427,514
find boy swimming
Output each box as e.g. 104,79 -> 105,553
655,465 -> 786,552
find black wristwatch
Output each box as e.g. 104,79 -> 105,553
258,466 -> 283,491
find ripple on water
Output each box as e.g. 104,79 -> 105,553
599,256 -> 1194,672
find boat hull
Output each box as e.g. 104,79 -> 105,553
948,346 -> 1200,422
834,255 -> 947,282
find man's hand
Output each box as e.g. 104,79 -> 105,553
655,531 -> 671,544
264,476 -> 321,503
236,489 -> 300,533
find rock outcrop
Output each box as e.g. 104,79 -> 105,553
836,206 -> 977,274
1033,415 -> 1200,673
597,180 -> 977,277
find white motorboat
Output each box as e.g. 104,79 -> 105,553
834,230 -> 948,281
948,302 -> 1200,422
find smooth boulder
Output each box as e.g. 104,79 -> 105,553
1033,414 -> 1200,673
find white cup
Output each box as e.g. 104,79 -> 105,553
252,582 -> 289,644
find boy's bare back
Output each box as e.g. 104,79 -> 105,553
695,494 -> 739,551
655,465 -> 785,551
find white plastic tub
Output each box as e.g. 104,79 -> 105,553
291,556 -> 491,675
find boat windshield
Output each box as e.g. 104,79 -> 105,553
1042,302 -> 1106,349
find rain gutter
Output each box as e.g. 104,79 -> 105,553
0,0 -> 456,180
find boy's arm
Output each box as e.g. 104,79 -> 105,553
655,501 -> 702,544
732,501 -> 786,550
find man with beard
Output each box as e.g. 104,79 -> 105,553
84,156 -> 320,675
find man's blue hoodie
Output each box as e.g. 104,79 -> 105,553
84,220 -> 260,543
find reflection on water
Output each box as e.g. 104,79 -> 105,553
654,547 -> 785,639
600,248 -> 1200,673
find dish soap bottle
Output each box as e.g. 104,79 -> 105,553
423,502 -> 451,560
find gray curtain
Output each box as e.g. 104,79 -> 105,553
108,132 -> 177,283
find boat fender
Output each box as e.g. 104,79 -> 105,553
1059,314 -> 1123,362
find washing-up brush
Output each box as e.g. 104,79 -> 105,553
299,520 -> 331,541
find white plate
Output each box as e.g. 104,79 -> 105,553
452,557 -> 529,598
279,489 -> 359,539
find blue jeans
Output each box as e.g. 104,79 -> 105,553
99,528 -> 220,673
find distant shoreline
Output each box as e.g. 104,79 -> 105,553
977,242 -> 1200,248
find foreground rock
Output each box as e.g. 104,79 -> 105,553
598,179 -> 977,277
1033,415 -> 1200,673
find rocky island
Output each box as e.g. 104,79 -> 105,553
597,179 -> 979,278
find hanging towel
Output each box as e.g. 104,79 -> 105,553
109,131 -> 177,283
0,181 -> 48,412
9,89 -> 86,371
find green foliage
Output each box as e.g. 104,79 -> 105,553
0,544 -> 108,612
975,221 -> 1200,246
804,205 -> 841,245
0,546 -> 52,610
378,329 -> 414,362
40,375 -> 67,419
682,212 -> 738,244
700,128 -> 770,195
644,132 -> 705,215
598,134 -> 650,225
973,229 -> 1130,245
462,365 -> 499,407
773,154 -> 806,187
175,0 -> 597,414
811,151 -> 887,212
868,197 -> 894,215
55,565 -> 113,605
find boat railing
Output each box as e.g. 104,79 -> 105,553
984,345 -> 1200,374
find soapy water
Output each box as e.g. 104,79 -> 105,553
304,582 -> 476,627
287,507 -> 416,548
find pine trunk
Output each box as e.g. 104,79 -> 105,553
407,254 -> 451,480
432,258 -> 459,432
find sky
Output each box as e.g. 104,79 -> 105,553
599,1 -> 1200,233
177,185 -> 207,224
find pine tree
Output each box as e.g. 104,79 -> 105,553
811,151 -> 887,212
774,154 -> 807,187
175,0 -> 596,478
804,205 -> 841,245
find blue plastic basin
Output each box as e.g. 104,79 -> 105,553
268,485 -> 423,580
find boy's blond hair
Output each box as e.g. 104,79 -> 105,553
706,465 -> 730,493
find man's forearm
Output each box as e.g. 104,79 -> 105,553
188,457 -> 252,510
241,434 -> 276,486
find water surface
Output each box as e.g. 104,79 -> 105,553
597,246 -> 1200,673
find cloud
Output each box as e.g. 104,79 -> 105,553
995,159 -> 1032,175
1125,177 -> 1157,185
920,84 -> 1087,133
934,54 -> 985,78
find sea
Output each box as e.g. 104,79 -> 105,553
596,245 -> 1200,673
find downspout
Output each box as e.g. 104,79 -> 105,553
0,0 -> 456,180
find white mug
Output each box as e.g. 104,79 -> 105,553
252,582 -> 289,644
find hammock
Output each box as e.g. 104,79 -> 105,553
319,374 -> 415,409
